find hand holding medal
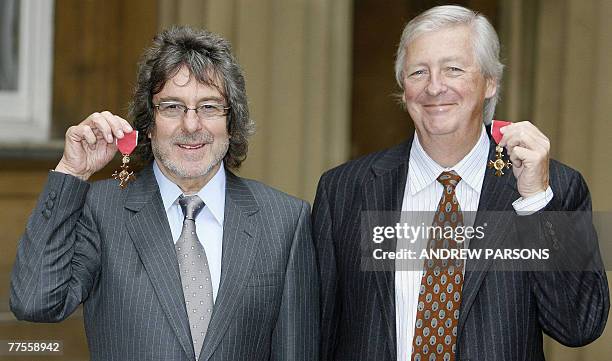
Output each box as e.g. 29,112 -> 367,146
492,120 -> 550,198
55,111 -> 134,183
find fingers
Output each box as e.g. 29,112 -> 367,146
508,146 -> 538,169
81,125 -> 98,150
118,115 -> 133,132
504,130 -> 546,158
499,121 -> 549,160
65,111 -> 133,151
508,147 -> 522,168
499,121 -> 550,152
81,111 -> 132,143
87,111 -> 134,143
103,111 -> 133,137
499,122 -> 549,159
66,123 -> 99,145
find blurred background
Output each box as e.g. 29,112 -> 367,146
0,0 -> 611,360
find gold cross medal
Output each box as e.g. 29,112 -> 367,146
112,130 -> 138,189
488,120 -> 512,177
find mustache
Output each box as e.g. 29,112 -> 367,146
172,131 -> 215,144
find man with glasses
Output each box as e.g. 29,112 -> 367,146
11,26 -> 319,361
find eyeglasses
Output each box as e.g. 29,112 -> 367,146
154,101 -> 230,120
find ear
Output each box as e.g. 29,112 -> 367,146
485,77 -> 497,99
400,86 -> 408,106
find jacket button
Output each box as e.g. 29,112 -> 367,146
42,209 -> 52,219
46,199 -> 55,209
49,191 -> 57,200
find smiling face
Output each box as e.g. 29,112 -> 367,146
402,25 -> 496,144
150,66 -> 229,191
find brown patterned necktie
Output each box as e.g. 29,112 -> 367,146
411,171 -> 465,361
176,195 -> 214,359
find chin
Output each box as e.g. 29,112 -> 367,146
420,119 -> 462,136
181,161 -> 220,178
159,157 -> 219,180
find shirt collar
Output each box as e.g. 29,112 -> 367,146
408,125 -> 489,195
153,161 -> 226,225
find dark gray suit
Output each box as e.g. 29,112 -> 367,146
11,164 -> 319,361
313,130 -> 609,360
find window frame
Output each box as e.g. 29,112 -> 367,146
0,0 -> 54,142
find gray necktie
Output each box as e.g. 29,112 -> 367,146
176,195 -> 214,358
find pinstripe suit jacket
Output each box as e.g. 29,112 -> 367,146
313,132 -> 609,361
11,164 -> 319,361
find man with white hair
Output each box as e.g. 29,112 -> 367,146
313,5 -> 608,361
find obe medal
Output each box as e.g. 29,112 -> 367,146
488,120 -> 512,177
112,130 -> 138,189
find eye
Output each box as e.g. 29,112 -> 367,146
160,103 -> 184,110
199,103 -> 220,113
410,69 -> 427,77
446,67 -> 464,75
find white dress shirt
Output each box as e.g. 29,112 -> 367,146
395,126 -> 554,360
153,161 -> 225,303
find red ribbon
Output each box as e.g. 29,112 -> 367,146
116,130 -> 138,155
491,120 -> 511,144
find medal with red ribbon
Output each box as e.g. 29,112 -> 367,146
488,120 -> 512,176
112,130 -> 138,188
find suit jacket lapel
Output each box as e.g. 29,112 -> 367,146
458,136 -> 518,338
124,165 -> 196,360
199,171 -> 259,361
364,140 -> 412,360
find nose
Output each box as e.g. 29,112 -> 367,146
425,71 -> 447,96
181,108 -> 202,133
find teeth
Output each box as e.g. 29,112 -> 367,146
179,144 -> 203,149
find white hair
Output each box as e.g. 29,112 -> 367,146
394,5 -> 504,124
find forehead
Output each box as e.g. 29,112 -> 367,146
405,25 -> 475,63
154,66 -> 225,101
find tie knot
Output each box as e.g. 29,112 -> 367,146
437,170 -> 461,189
179,195 -> 205,221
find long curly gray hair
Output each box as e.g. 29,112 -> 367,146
129,26 -> 254,169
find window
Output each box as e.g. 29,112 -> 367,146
0,0 -> 54,141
